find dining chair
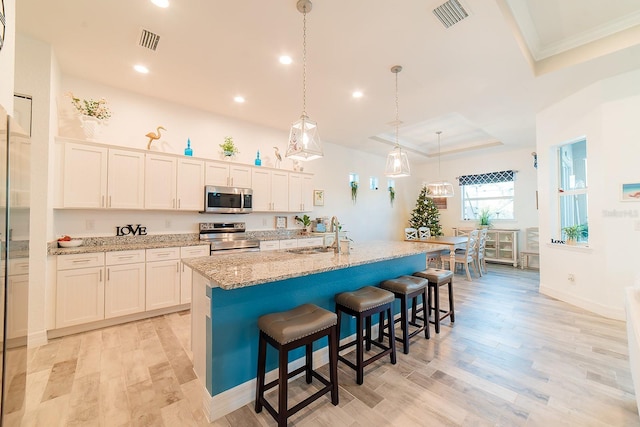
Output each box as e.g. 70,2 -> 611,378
441,229 -> 480,281
476,228 -> 488,275
405,228 -> 418,240
417,227 -> 430,239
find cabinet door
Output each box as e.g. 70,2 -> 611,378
145,154 -> 177,209
205,161 -> 230,186
289,173 -> 303,212
63,143 -> 108,208
56,267 -> 105,328
180,264 -> 193,304
271,170 -> 289,211
251,168 -> 272,211
146,260 -> 181,311
105,263 -> 146,318
108,149 -> 145,209
301,174 -> 313,211
177,158 -> 204,211
229,165 -> 252,188
7,274 -> 29,339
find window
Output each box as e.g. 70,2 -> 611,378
459,170 -> 515,221
558,139 -> 588,244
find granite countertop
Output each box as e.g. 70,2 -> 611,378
48,233 -> 205,255
183,240 -> 449,290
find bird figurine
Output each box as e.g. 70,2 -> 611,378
273,146 -> 282,168
146,126 -> 166,149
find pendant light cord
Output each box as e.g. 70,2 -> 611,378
302,8 -> 307,117
395,70 -> 399,147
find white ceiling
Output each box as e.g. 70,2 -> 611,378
15,0 -> 640,164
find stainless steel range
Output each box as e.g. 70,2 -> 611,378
199,222 -> 260,254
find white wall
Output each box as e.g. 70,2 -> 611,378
0,0 -> 16,111
537,68 -> 640,320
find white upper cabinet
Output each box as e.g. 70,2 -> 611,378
108,149 -> 145,209
252,169 -> 289,212
145,154 -> 177,209
205,161 -> 252,188
177,158 -> 205,211
289,173 -> 313,212
63,142 -> 108,208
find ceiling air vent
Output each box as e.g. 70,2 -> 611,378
138,28 -> 160,51
433,0 -> 469,29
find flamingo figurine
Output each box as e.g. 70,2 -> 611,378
146,126 -> 166,149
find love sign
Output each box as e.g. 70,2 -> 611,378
116,224 -> 148,237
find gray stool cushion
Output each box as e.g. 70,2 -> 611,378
335,286 -> 394,312
380,275 -> 428,295
258,303 -> 337,345
413,268 -> 453,285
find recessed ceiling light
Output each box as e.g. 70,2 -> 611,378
279,56 -> 292,65
134,64 -> 149,74
352,91 -> 363,98
151,0 -> 169,8
234,96 -> 245,103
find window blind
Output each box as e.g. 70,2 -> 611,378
458,170 -> 514,186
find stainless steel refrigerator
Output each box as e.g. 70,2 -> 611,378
0,104 -> 30,426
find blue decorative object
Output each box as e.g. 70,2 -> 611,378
185,138 -> 193,156
254,150 -> 262,166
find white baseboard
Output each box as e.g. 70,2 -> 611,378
539,283 -> 625,320
28,330 -> 49,347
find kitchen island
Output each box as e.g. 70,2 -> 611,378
184,240 -> 447,421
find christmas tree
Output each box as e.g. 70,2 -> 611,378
409,186 -> 443,236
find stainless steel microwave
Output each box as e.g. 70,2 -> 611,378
203,186 -> 253,214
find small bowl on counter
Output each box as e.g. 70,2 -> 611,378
58,239 -> 83,248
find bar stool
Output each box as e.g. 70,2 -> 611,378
379,275 -> 430,354
413,268 -> 455,333
255,304 -> 339,427
335,286 -> 396,385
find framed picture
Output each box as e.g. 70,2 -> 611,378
313,189 -> 324,206
432,197 -> 447,209
275,216 -> 287,229
621,183 -> 640,201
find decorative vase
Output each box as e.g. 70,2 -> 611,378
81,116 -> 102,141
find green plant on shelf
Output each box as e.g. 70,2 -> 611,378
220,136 -> 239,156
350,181 -> 358,203
562,224 -> 587,244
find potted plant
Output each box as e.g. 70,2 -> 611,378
478,208 -> 491,228
562,224 -> 586,245
220,136 -> 239,157
350,181 -> 358,203
295,214 -> 312,233
388,186 -> 395,206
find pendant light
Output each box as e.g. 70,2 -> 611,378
286,0 -> 323,161
384,65 -> 410,177
426,131 -> 454,197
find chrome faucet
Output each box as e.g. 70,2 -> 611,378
331,216 -> 341,254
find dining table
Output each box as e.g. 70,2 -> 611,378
406,236 -> 468,271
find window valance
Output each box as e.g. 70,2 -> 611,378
457,170 -> 515,186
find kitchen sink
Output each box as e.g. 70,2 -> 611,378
286,247 -> 332,255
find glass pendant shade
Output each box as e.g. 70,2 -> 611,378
286,114 -> 323,161
426,181 -> 454,197
385,146 -> 410,177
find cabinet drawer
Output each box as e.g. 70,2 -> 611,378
58,252 -> 105,270
260,241 -> 280,251
180,245 -> 210,259
279,239 -> 298,249
297,237 -> 324,248
106,249 -> 146,265
146,247 -> 180,261
8,258 -> 29,276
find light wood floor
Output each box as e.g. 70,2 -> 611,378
17,265 -> 639,426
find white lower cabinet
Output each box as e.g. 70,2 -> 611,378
146,248 -> 181,311
7,258 -> 30,339
180,245 -> 210,304
105,250 -> 146,319
56,253 -> 106,328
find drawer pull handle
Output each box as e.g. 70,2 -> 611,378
72,259 -> 91,263
116,255 -> 134,259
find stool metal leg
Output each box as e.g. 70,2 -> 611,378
329,326 -> 339,405
434,284 -> 441,333
387,306 -> 397,364
305,343 -> 313,384
278,346 -> 288,427
448,280 -> 455,322
400,295 -> 409,354
356,312 -> 364,385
